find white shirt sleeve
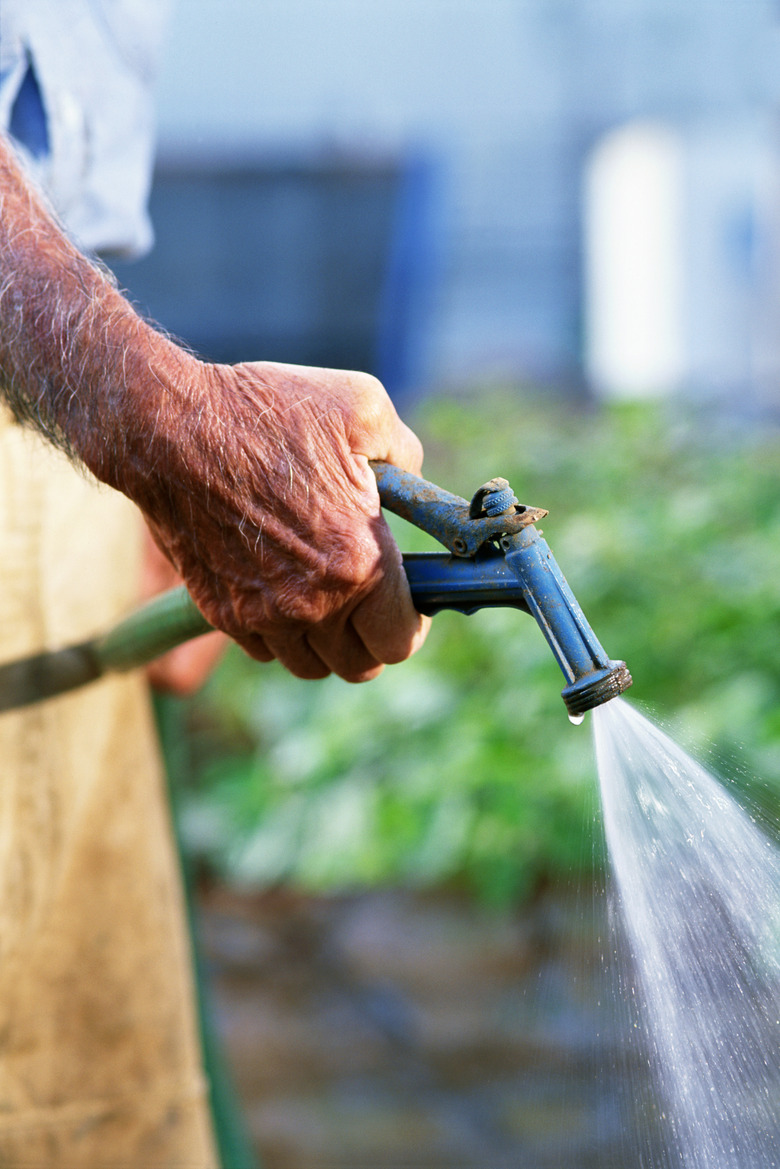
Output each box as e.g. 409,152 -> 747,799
0,0 -> 172,258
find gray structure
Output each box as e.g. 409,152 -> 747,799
113,0 -> 780,404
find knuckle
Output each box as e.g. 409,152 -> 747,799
351,370 -> 386,399
274,591 -> 321,627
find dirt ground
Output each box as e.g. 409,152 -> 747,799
197,883 -> 663,1169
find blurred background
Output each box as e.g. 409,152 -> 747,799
111,1 -> 780,1166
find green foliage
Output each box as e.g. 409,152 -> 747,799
167,391 -> 780,904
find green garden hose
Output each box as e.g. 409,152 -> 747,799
0,585 -> 210,712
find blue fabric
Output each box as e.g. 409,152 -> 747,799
8,60 -> 49,160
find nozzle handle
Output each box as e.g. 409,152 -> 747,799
370,460 -> 546,556
402,552 -> 530,615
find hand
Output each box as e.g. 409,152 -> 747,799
131,360 -> 431,683
0,136 -> 429,680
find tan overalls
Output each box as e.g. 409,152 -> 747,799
0,411 -> 217,1165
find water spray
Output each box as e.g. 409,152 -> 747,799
0,463 -> 631,714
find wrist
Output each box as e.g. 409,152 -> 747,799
84,306 -> 204,494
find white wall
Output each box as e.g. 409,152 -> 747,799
584,122 -> 685,398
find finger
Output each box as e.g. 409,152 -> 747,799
369,413 -> 423,476
305,618 -> 385,683
341,372 -> 424,475
259,633 -> 332,681
350,540 -> 431,666
351,585 -> 431,666
376,416 -> 424,477
232,631 -> 275,664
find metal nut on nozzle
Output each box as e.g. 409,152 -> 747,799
561,661 -> 633,716
469,478 -> 518,518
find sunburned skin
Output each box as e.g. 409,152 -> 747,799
0,134 -> 430,682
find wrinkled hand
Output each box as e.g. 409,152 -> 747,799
0,136 -> 426,679
131,360 -> 430,682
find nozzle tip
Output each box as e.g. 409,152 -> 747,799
561,661 -> 632,716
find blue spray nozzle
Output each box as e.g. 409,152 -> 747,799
371,462 -> 631,716
501,526 -> 631,716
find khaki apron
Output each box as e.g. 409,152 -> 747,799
0,410 -> 218,1166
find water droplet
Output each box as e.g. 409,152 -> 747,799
568,711 -> 585,726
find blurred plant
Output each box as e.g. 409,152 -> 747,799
162,390 -> 780,905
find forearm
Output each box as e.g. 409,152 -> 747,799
0,134 -> 192,489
